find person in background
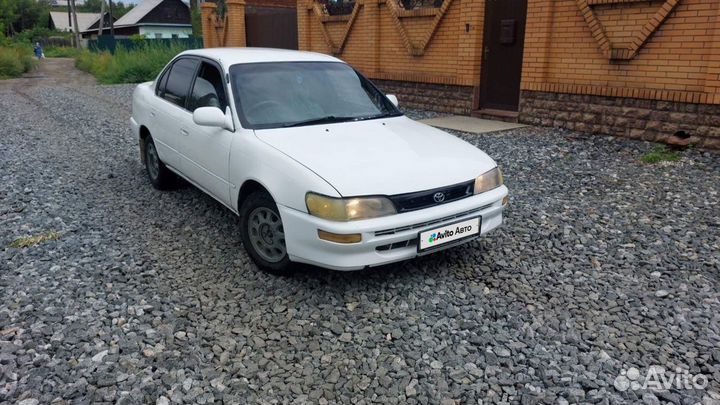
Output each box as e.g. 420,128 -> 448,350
34,42 -> 44,60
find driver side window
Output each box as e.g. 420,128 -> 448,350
188,62 -> 227,112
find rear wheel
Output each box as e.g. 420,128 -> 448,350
144,137 -> 174,190
239,191 -> 293,275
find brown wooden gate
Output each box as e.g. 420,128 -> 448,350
479,0 -> 528,112
245,6 -> 298,50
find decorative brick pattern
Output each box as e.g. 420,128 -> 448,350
519,90 -> 720,149
308,1 -> 361,54
307,0 -> 455,57
522,0 -> 720,107
575,0 -> 680,60
299,0 -> 484,88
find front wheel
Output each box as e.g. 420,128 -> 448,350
239,191 -> 293,275
144,137 -> 174,190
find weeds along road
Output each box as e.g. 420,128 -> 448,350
1,58 -> 719,405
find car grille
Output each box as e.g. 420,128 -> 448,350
388,180 -> 474,213
376,238 -> 418,252
374,205 -> 491,237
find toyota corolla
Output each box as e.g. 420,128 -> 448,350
130,48 -> 508,273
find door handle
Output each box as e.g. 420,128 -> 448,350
180,129 -> 189,136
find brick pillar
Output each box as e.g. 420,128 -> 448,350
297,0 -> 310,51
521,0 -> 555,89
704,3 -> 720,104
200,2 -> 218,48
225,0 -> 247,47
457,0 -> 484,87
367,0 -> 380,77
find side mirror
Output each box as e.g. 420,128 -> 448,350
193,106 -> 233,130
386,94 -> 399,108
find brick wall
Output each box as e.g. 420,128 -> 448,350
374,80 -> 474,114
202,0 -> 720,147
521,0 -> 720,105
521,90 -> 720,149
520,0 -> 720,147
297,0 -> 485,111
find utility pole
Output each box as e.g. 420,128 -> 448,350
98,0 -> 106,37
70,0 -> 82,49
67,1 -> 73,47
108,0 -> 115,37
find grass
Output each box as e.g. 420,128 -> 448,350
0,45 -> 37,79
44,46 -> 80,58
75,42 -> 192,84
640,146 -> 681,164
9,231 -> 60,248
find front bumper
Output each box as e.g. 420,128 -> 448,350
279,185 -> 508,271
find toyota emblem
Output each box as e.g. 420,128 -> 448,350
433,192 -> 446,203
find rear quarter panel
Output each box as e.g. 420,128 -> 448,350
131,82 -> 155,135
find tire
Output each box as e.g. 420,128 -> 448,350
144,137 -> 174,190
239,191 -> 293,275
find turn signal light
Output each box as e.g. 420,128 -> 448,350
317,230 -> 362,244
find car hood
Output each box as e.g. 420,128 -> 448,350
253,116 -> 497,196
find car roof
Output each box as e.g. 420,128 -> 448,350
178,47 -> 343,68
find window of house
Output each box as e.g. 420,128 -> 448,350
155,33 -> 163,39
172,34 -> 179,39
163,58 -> 199,108
188,62 -> 228,112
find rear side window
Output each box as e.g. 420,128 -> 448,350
163,58 -> 199,108
188,62 -> 227,112
155,68 -> 170,96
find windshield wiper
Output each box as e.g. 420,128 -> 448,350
282,115 -> 357,128
350,112 -> 402,122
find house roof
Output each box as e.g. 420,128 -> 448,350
50,0 -> 86,6
114,0 -> 190,27
49,11 -> 101,32
114,0 -> 163,26
79,12 -> 116,34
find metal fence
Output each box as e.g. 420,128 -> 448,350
87,36 -> 203,54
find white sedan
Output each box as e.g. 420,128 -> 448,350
130,48 -> 508,273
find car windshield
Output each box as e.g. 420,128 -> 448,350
229,62 -> 402,129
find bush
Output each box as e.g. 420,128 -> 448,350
44,46 -> 80,58
75,42 -> 192,84
0,45 -> 36,79
13,27 -> 54,44
640,146 -> 681,164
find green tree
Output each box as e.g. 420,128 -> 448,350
112,1 -> 135,18
0,0 -> 51,36
83,0 -> 104,12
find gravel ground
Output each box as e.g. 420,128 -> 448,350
1,76 -> 719,405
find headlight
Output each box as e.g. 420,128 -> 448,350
306,193 -> 397,221
474,167 -> 503,194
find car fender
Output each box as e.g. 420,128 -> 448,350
228,131 -> 339,213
